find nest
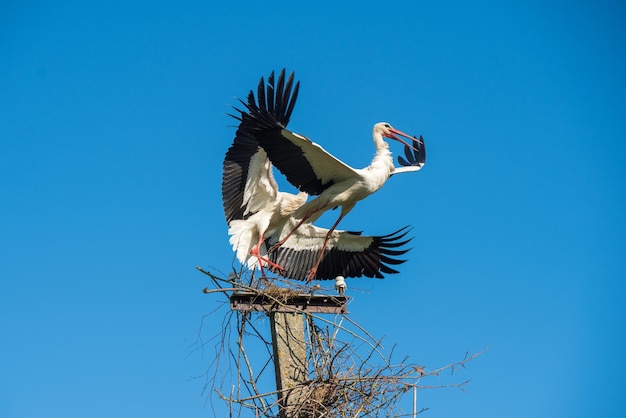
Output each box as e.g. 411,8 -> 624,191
259,282 -> 302,304
194,267 -> 485,417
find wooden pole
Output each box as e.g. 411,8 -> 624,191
229,290 -> 346,415
270,311 -> 308,417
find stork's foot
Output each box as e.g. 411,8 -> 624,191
268,241 -> 284,254
305,267 -> 317,283
250,249 -> 285,276
258,258 -> 286,277
258,263 -> 284,281
263,258 -> 285,272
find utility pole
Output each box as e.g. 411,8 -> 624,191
230,291 -> 347,417
270,311 -> 307,416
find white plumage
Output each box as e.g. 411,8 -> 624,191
222,69 -> 426,282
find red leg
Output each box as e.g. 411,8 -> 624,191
268,207 -> 325,253
250,235 -> 285,276
306,212 -> 346,283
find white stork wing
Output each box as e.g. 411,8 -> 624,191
223,127 -> 308,267
265,226 -> 413,281
263,128 -> 360,195
391,135 -> 427,176
225,70 -> 415,281
232,69 -> 359,196
224,70 -> 300,222
222,130 -> 279,222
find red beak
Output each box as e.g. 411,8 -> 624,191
387,128 -> 422,152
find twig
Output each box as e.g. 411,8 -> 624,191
195,267 -> 487,417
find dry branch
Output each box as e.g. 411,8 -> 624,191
195,266 -> 486,417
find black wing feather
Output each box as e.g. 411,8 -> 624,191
397,135 -> 426,168
266,227 -> 413,281
222,70 -> 301,223
232,69 -> 331,196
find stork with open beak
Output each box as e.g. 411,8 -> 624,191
229,69 -> 426,282
222,73 -> 414,280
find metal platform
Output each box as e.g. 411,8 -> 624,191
230,291 -> 348,314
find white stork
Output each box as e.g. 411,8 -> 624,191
222,70 -> 423,281
232,69 -> 426,281
223,131 -> 308,275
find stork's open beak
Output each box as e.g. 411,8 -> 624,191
388,128 -> 422,152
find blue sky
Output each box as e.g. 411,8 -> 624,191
1,0 -> 625,416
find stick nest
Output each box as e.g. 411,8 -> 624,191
193,267 -> 485,417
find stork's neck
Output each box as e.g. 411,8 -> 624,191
372,129 -> 388,150
369,144 -> 394,174
372,130 -> 394,164
364,132 -> 394,189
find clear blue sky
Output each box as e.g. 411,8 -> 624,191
1,0 -> 625,416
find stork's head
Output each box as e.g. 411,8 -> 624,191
374,122 -> 421,152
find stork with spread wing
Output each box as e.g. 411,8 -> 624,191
225,70 -> 426,282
